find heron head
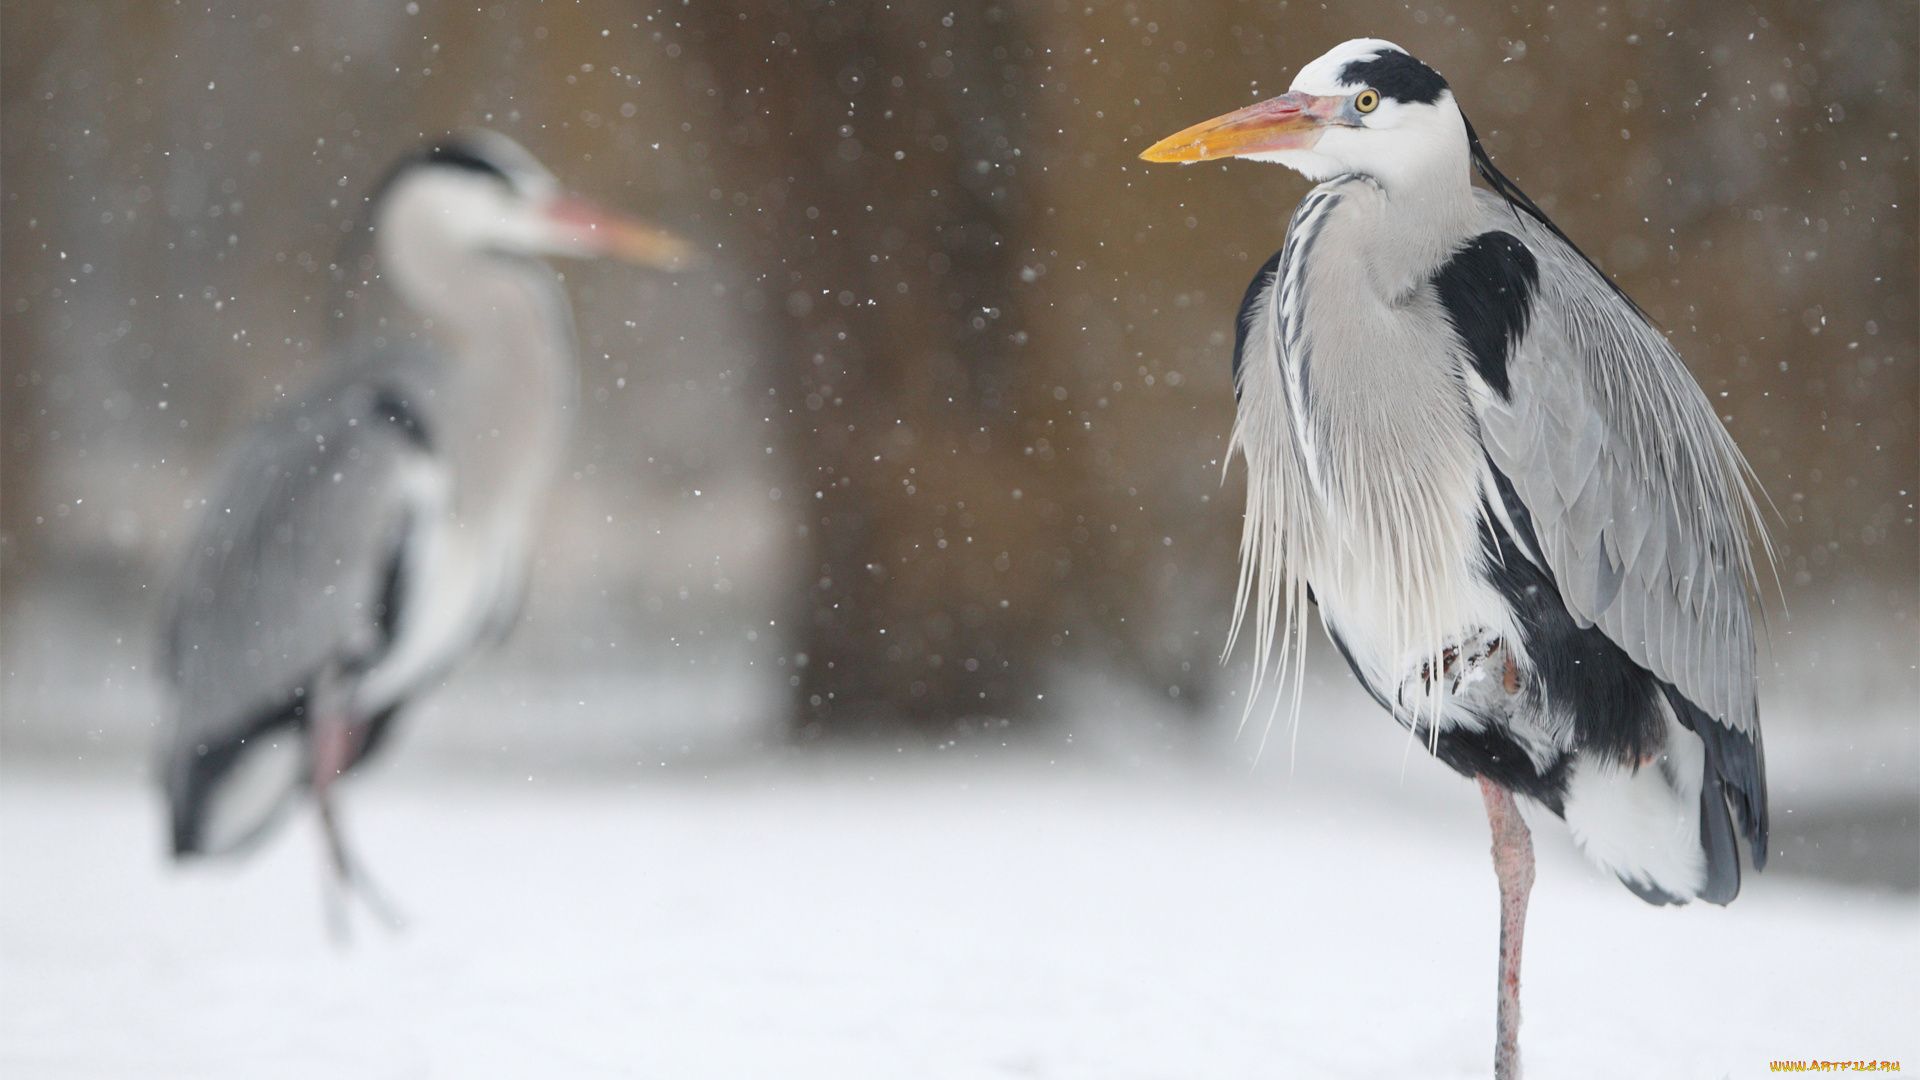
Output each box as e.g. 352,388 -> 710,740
1140,40 -> 1466,192
374,130 -> 691,274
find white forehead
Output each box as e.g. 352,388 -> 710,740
1288,38 -> 1408,96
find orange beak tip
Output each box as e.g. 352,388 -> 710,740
610,224 -> 695,272
1138,139 -> 1199,164
1139,94 -> 1330,165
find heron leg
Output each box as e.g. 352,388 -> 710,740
315,784 -> 408,939
1479,775 -> 1534,1080
310,694 -> 406,940
317,793 -> 354,944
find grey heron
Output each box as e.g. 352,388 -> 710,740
1143,40 -> 1769,1077
159,131 -> 687,919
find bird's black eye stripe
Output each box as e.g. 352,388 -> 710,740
423,143 -> 511,183
366,140 -> 512,212
1340,51 -> 1448,105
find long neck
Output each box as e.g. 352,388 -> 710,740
1283,149 -> 1490,662
1367,179 -> 1480,298
384,239 -> 577,537
1348,116 -> 1482,300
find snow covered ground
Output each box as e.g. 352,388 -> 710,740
4,590 -> 1914,1078
4,727 -> 1915,1080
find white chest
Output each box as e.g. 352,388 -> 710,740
1270,193 -> 1516,691
348,456 -> 537,713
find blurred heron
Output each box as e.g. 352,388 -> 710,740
159,131 -> 687,921
1143,40 -> 1769,1077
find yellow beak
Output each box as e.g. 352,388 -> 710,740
1139,92 -> 1342,164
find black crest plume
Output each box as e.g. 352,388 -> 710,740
1460,113 -> 1650,322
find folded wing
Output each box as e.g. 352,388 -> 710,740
1467,189 -> 1769,859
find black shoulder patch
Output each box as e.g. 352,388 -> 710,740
372,387 -> 432,450
1340,50 -> 1449,105
1230,249 -> 1285,401
1433,231 -> 1538,400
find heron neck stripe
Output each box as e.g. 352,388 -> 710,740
1275,189 -> 1341,495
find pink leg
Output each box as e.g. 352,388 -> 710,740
309,700 -> 404,938
311,712 -> 357,797
310,710 -> 361,877
1479,775 -> 1535,1080
310,708 -> 364,941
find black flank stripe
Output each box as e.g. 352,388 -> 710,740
1323,612 -> 1572,815
1477,476 -> 1668,768
1431,726 -> 1573,816
170,695 -> 305,856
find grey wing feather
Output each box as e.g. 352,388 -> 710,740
1470,190 -> 1766,734
162,378 -> 428,752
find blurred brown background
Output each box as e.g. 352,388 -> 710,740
3,0 -> 1913,756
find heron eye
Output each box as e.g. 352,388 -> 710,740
1355,89 -> 1380,114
